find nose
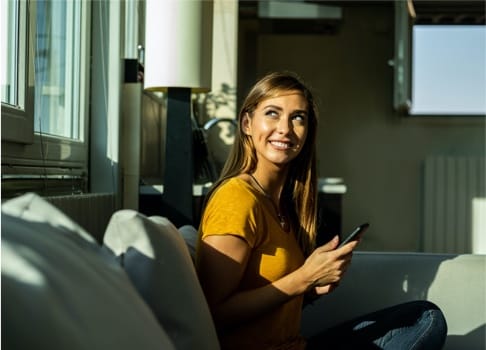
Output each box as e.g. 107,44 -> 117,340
277,116 -> 292,134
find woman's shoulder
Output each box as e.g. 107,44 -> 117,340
201,176 -> 263,245
203,176 -> 261,225
213,176 -> 257,200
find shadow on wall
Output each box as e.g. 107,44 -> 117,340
203,118 -> 237,176
301,252 -> 486,350
195,83 -> 238,177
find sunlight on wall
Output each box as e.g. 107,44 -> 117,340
472,197 -> 486,254
423,156 -> 485,254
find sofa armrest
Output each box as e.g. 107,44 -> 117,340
301,252 -> 486,350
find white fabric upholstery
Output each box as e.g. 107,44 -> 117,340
103,210 -> 220,350
1,193 -> 174,350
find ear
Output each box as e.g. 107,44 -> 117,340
241,113 -> 251,136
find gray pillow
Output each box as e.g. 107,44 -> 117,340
1,193 -> 175,350
103,210 -> 220,350
178,224 -> 198,261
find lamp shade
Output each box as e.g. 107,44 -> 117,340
144,0 -> 213,92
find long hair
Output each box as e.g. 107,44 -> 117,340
205,71 -> 318,256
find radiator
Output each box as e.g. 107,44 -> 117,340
423,156 -> 485,254
46,193 -> 117,243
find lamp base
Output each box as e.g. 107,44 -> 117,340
162,87 -> 194,226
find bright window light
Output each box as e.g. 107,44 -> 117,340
34,0 -> 84,140
411,25 -> 486,115
1,0 -> 23,108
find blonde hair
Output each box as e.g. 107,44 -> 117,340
205,71 -> 318,256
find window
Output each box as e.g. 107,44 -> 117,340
411,25 -> 486,115
1,0 -> 24,107
34,0 -> 84,139
1,0 -> 32,143
1,0 -> 90,197
393,1 -> 486,117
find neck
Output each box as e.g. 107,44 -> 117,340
250,169 -> 286,204
248,172 -> 290,232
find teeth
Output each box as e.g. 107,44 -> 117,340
271,141 -> 291,149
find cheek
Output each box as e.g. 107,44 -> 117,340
296,126 -> 308,142
254,119 -> 273,136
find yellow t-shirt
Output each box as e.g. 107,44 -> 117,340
198,177 -> 306,350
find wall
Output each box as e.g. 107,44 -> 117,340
238,4 -> 485,251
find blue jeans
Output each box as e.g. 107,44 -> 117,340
306,301 -> 448,350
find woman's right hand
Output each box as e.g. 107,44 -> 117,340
299,235 -> 358,295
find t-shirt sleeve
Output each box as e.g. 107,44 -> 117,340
200,180 -> 260,248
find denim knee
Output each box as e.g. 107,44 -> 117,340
414,300 -> 448,349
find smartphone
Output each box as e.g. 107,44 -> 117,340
338,223 -> 369,248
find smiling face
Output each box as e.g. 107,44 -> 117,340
242,90 -> 308,170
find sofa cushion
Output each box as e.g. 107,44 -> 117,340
103,210 -> 219,350
1,193 -> 175,350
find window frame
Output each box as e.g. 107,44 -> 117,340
1,0 -> 33,143
1,0 -> 91,178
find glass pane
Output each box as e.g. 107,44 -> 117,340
34,0 -> 82,139
411,25 -> 486,115
1,0 -> 20,106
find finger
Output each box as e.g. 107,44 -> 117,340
335,240 -> 358,255
315,235 -> 339,252
314,284 -> 332,295
316,283 -> 339,295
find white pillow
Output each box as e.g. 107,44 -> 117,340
2,192 -> 95,243
1,193 -> 175,350
103,210 -> 220,350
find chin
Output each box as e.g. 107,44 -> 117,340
268,157 -> 295,167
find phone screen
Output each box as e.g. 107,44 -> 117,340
338,223 -> 369,248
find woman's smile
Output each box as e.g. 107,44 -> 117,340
269,140 -> 294,150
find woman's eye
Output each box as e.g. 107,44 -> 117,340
292,114 -> 305,122
265,110 -> 278,117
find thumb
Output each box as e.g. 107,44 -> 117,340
321,235 -> 339,251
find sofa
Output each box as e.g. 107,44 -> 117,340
2,193 -> 485,349
301,253 -> 486,350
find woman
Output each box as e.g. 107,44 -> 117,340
196,71 -> 447,350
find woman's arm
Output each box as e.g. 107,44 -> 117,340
197,234 -> 357,331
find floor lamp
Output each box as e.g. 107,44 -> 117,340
144,0 -> 213,226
